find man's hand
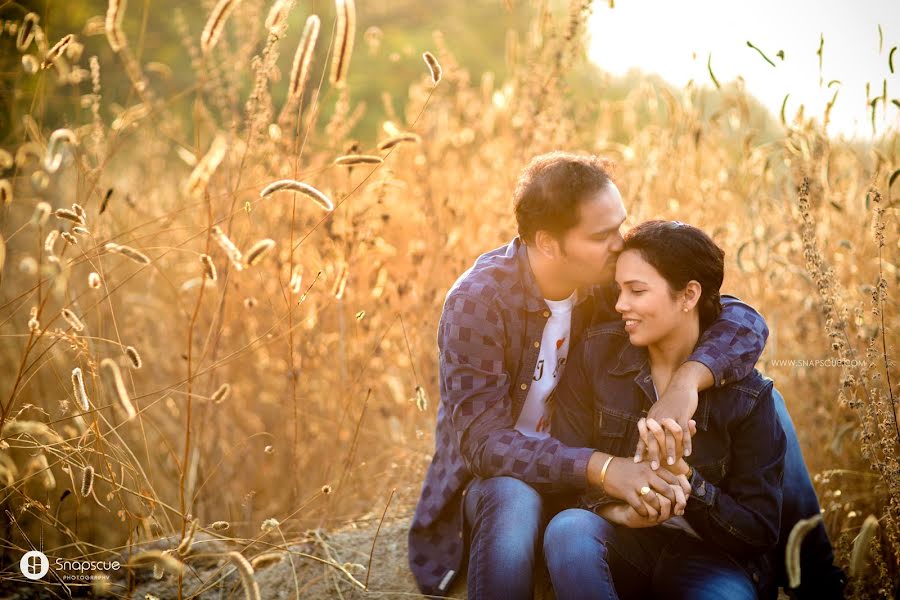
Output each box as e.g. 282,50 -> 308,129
598,457 -> 690,519
638,361 -> 712,468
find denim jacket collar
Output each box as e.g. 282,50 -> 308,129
608,341 -> 711,431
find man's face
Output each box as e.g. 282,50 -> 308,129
552,183 -> 627,288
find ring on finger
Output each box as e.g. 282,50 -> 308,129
639,485 -> 651,496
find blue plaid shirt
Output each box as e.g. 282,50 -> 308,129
408,237 -> 769,595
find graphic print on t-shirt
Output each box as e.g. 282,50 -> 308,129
514,291 -> 576,439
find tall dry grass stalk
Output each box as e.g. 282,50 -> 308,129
127,550 -> 185,576
288,15 -> 320,102
850,514 -> 879,578
41,34 -> 73,69
16,13 -> 37,51
80,465 -> 94,497
785,513 -> 824,588
244,238 -> 276,267
211,225 -> 243,271
71,367 -> 90,411
228,551 -> 262,600
422,51 -> 441,85
265,0 -> 295,35
334,154 -> 383,166
61,308 -> 85,332
260,179 -> 334,211
105,0 -> 126,51
104,242 -> 150,265
125,346 -> 142,369
330,0 -> 356,86
100,358 -> 136,420
201,0 -> 242,55
187,134 -> 228,198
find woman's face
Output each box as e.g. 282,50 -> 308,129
614,249 -> 687,347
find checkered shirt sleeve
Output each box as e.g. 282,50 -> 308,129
439,291 -> 594,490
689,295 -> 769,386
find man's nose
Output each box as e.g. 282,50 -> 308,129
610,233 -> 624,253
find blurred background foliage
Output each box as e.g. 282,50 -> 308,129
0,0 -> 790,148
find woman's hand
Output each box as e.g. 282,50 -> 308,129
634,417 -> 698,470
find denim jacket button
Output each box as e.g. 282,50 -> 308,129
533,341 -> 540,348
542,310 -> 550,318
520,383 -> 528,390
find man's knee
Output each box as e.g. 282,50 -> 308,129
471,476 -> 542,516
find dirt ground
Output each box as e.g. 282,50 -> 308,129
122,517 -> 442,599
1,514 -> 562,599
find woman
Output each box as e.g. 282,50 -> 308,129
545,220 -> 785,599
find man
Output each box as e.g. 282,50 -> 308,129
409,152 -> 842,598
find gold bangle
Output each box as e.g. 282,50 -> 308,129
599,455 -> 615,491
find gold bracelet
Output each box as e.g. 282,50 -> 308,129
599,455 -> 615,491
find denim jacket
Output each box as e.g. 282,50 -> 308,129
408,238 -> 770,596
553,321 -> 786,597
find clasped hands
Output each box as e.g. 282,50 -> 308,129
588,417 -> 697,529
586,366 -> 705,527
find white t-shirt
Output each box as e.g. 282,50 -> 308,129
514,291 -> 576,439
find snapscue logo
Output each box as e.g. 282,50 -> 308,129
20,550 -> 49,580
19,550 -> 121,582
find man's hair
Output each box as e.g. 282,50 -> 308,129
623,220 -> 725,330
513,151 -> 615,246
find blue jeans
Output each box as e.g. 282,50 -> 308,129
544,508 -> 757,600
771,388 -> 845,597
463,476 -> 544,600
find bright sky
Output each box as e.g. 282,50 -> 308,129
588,0 -> 899,139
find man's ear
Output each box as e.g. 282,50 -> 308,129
533,230 -> 561,260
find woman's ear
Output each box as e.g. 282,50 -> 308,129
681,281 -> 702,312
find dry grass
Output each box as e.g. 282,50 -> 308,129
0,1 -> 896,598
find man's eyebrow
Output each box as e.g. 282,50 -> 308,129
589,225 -> 620,236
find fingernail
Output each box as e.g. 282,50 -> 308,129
651,461 -> 658,470
667,457 -> 675,465
684,449 -> 691,457
634,455 -> 641,463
